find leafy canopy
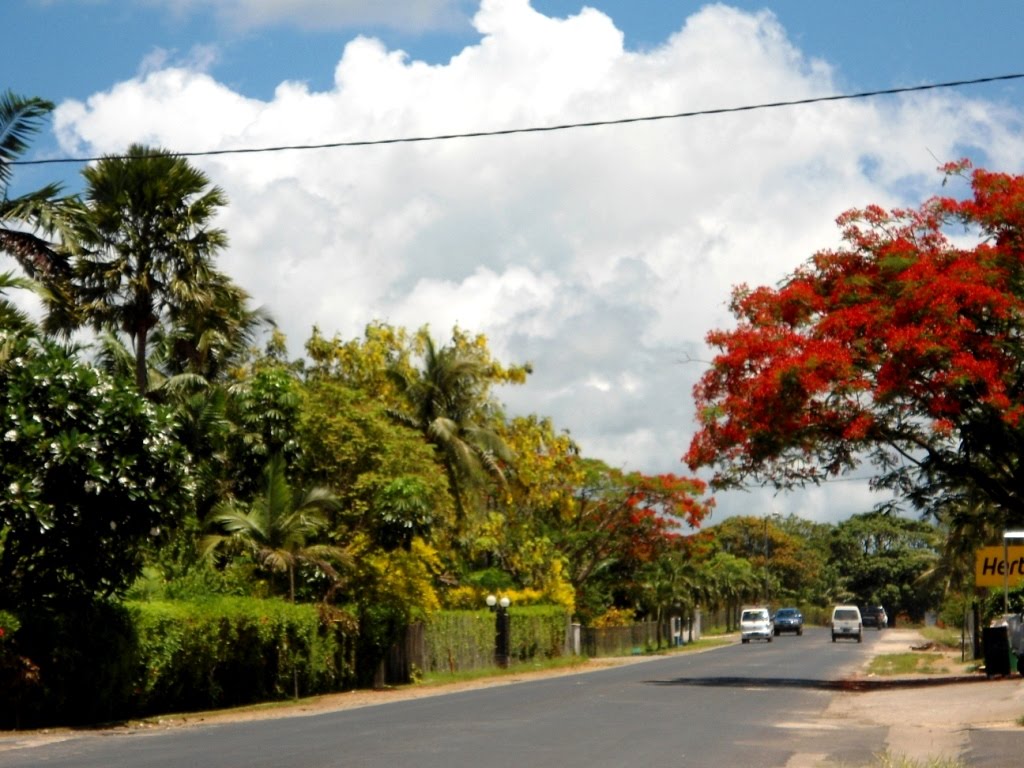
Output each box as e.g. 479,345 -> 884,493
0,331 -> 195,609
687,162 -> 1024,525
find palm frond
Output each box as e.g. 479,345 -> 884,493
0,91 -> 54,187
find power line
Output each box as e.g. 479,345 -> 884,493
13,72 -> 1024,167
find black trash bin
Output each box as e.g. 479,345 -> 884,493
983,625 -> 1010,677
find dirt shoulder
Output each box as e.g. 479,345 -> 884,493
805,628 -> 1024,767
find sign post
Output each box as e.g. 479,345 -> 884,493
974,544 -> 1024,589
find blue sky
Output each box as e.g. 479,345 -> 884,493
7,2 -> 1023,105
4,1 -> 1024,523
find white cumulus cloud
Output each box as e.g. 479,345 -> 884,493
48,0 -> 1023,522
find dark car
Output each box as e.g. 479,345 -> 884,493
772,607 -> 804,636
861,605 -> 888,629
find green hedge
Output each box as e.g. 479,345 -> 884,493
424,605 -> 568,673
3,601 -> 141,728
4,601 -> 566,727
2,598 -> 356,728
129,598 -> 357,715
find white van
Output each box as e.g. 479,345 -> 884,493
831,605 -> 863,643
740,607 -> 773,643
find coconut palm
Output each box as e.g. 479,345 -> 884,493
0,271 -> 39,335
0,91 -> 76,286
154,268 -> 274,382
201,455 -> 350,602
67,144 -> 228,393
388,333 -> 512,523
639,551 -> 700,647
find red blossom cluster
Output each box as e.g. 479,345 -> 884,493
686,162 -> 1024,517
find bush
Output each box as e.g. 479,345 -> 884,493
423,605 -> 568,673
3,601 -> 139,728
1,597 -> 357,728
130,598 -> 357,715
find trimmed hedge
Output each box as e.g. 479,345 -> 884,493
424,605 -> 568,673
129,598 -> 357,715
4,601 -> 567,727
2,598 -> 356,728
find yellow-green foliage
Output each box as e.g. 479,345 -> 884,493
592,607 -> 637,628
130,598 -> 356,715
358,537 -> 443,615
441,582 -> 573,612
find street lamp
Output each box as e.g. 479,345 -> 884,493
486,594 -> 511,668
1002,531 -> 1024,615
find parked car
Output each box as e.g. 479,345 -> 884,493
740,607 -> 774,643
861,605 -> 887,630
831,605 -> 863,643
773,607 -> 804,636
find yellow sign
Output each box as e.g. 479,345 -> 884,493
975,546 -> 1024,587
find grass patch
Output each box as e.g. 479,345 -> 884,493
419,655 -> 592,686
829,751 -> 964,767
867,652 -> 949,676
918,626 -> 963,648
870,753 -> 964,768
420,637 -> 732,685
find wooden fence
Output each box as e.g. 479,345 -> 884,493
581,621 -> 675,657
376,615 -> 695,686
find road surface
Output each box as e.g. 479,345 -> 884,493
0,627 -> 1019,767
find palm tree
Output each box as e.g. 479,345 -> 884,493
201,455 -> 350,602
388,333 -> 512,522
155,268 -> 274,382
639,551 -> 700,648
0,271 -> 40,335
702,551 -> 758,631
67,144 -> 229,393
0,91 -> 76,286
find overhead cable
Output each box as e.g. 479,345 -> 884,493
13,72 -> 1024,167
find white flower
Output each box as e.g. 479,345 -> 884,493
4,430 -> 16,442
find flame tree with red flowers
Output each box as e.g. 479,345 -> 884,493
686,162 -> 1024,529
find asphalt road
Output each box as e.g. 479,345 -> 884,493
0,628 -> 944,768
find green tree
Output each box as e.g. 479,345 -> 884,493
64,144 -> 229,394
202,455 -> 349,602
387,329 -> 528,523
710,514 -> 827,605
0,91 -> 76,285
297,375 -> 451,551
636,547 -> 702,646
0,330 -> 194,609
0,271 -> 37,333
153,269 -> 273,383
830,511 -> 942,621
698,550 -> 759,631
